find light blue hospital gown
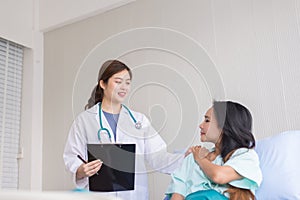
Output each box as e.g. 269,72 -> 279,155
165,148 -> 262,198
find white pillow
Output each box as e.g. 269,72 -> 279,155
255,131 -> 300,200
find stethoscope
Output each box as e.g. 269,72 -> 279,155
97,103 -> 142,142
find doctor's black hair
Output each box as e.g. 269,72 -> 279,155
85,60 -> 132,110
212,100 -> 255,160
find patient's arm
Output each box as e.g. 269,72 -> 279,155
170,193 -> 184,200
192,146 -> 242,184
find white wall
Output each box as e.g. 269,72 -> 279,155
0,0 -> 34,47
39,0 -> 135,31
0,0 -> 44,190
41,0 -> 300,199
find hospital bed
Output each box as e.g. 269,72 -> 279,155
0,190 -> 122,200
255,130 -> 300,200
164,130 -> 300,200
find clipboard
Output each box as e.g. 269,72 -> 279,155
87,143 -> 136,192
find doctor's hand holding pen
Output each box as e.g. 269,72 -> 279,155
76,155 -> 102,179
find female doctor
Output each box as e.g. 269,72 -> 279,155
63,60 -> 185,200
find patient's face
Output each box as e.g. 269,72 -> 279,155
199,107 -> 222,144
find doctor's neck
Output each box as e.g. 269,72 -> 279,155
101,99 -> 122,114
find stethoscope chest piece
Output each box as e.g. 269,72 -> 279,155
97,103 -> 142,142
135,121 -> 142,129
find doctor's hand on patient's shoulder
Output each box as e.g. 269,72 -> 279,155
76,159 -> 102,180
191,145 -> 209,163
184,147 -> 193,157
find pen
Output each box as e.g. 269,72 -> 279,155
77,155 -> 87,164
77,155 -> 99,175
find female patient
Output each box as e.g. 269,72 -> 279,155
165,101 -> 262,200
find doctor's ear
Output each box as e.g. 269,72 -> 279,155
99,80 -> 106,90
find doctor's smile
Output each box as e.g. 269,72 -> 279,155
118,91 -> 127,98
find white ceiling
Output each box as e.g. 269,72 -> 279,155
39,0 -> 135,32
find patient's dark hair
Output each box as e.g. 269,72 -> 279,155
213,100 -> 255,159
213,100 -> 256,200
85,60 -> 132,110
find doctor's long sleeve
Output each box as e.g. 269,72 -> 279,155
63,117 -> 89,189
143,118 -> 184,174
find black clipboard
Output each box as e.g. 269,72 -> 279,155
87,143 -> 136,192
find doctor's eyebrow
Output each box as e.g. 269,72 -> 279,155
113,77 -> 131,81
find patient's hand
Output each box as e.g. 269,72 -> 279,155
170,193 -> 184,200
192,145 -> 209,162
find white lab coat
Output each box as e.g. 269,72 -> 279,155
63,103 -> 184,200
